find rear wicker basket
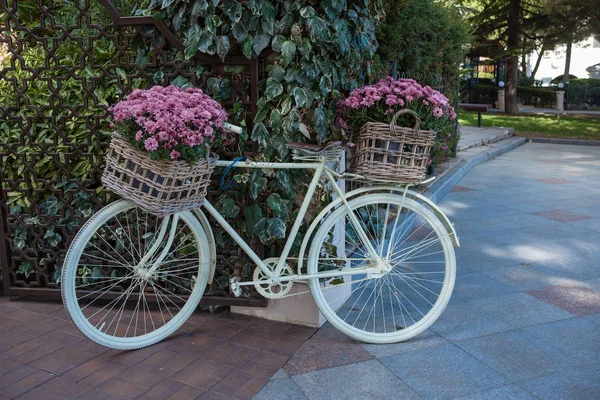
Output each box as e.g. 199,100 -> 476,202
350,109 -> 436,183
102,135 -> 217,216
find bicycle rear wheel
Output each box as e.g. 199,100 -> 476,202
308,194 -> 455,344
61,200 -> 210,350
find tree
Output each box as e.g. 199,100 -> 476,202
543,0 -> 600,83
374,0 -> 471,83
468,0 -> 548,113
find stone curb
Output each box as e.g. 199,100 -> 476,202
527,137 -> 600,146
425,137 -> 527,204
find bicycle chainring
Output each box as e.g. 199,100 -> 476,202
253,258 -> 294,299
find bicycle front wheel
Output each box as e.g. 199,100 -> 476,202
308,194 -> 456,344
62,200 -> 210,350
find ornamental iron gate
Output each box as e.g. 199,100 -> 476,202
0,0 -> 267,306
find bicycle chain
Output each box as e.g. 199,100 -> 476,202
263,257 -> 375,299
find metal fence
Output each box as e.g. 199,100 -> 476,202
0,0 -> 266,306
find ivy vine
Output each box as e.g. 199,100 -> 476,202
144,0 -> 384,249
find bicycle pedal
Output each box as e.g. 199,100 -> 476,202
230,277 -> 242,297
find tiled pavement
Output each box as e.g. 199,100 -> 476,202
257,142 -> 600,399
0,299 -> 316,399
2,143 -> 600,399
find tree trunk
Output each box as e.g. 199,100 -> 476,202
521,53 -> 527,74
505,0 -> 521,114
530,43 -> 546,81
563,34 -> 573,83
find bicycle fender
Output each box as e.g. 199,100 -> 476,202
193,208 -> 218,284
297,186 -> 459,270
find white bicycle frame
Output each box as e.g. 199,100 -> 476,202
143,122 -> 458,289
203,159 -> 387,286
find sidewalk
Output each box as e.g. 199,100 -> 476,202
258,142 -> 600,399
489,107 -> 600,116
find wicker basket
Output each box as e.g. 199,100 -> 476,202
350,109 -> 436,183
102,135 -> 217,216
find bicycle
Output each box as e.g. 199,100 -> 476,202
61,123 -> 459,350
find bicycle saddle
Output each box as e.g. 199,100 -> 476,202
287,141 -> 343,156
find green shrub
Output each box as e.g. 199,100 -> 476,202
567,79 -> 600,88
517,86 -> 555,107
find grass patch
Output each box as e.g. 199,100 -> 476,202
459,112 -> 600,140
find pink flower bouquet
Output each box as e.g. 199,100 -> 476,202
337,77 -> 456,138
110,85 -> 228,163
337,77 -> 459,165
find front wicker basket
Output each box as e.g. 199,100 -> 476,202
102,135 -> 217,216
350,109 -> 436,183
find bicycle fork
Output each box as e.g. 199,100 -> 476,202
133,214 -> 180,279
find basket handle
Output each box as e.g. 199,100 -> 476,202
390,109 -> 421,136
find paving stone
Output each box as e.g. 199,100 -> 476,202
533,209 -> 592,223
270,369 -> 289,381
0,365 -> 37,389
517,363 -> 600,400
583,313 -> 600,326
164,384 -> 205,400
380,344 -> 507,400
2,369 -> 55,398
30,354 -> 77,375
429,300 -> 513,341
456,330 -> 573,381
520,318 -> 600,366
283,325 -> 373,376
468,292 -> 574,329
451,272 -> 520,302
481,265 -> 585,291
293,359 -> 419,400
452,384 -> 537,400
450,185 -> 475,192
362,329 -> 448,358
37,376 -> 93,398
527,283 -> 600,316
537,178 -> 574,184
140,379 -> 184,400
97,378 -> 150,399
255,378 -> 308,400
231,374 -> 270,399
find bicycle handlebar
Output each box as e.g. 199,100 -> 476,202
223,122 -> 242,134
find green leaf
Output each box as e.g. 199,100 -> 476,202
281,41 -> 296,67
319,76 -> 332,97
153,70 -> 164,84
249,177 -> 267,200
299,38 -> 312,58
241,35 -> 253,58
298,123 -> 310,138
244,205 -> 263,236
271,35 -> 286,52
17,261 -> 35,279
91,267 -> 103,280
266,77 -> 283,101
251,122 -> 269,149
307,17 -> 328,41
276,170 -> 294,195
281,96 -> 293,115
300,6 -> 315,19
254,217 -> 269,243
267,218 -> 286,239
253,31 -> 271,54
254,98 -> 269,123
270,109 -> 282,130
267,193 -> 289,218
293,87 -> 312,108
215,35 -> 230,61
216,197 -> 239,218
269,65 -> 285,82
